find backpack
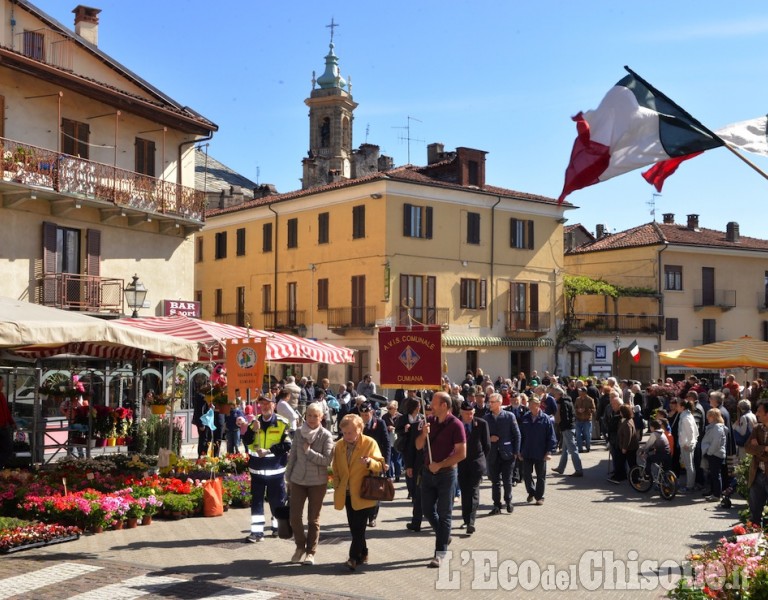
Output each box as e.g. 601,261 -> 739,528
664,430 -> 675,455
733,422 -> 752,447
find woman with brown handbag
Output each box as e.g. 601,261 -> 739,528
332,413 -> 385,571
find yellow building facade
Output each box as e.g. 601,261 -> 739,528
565,213 -> 768,383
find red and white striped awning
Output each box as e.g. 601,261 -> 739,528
113,315 -> 354,364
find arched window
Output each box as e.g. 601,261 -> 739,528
320,117 -> 331,148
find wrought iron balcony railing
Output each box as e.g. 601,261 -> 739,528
38,273 -> 124,313
214,312 -> 253,327
693,289 -> 736,310
1,137 -> 205,221
571,313 -> 664,333
263,310 -> 306,331
327,306 -> 376,329
397,307 -> 449,328
505,311 -> 551,333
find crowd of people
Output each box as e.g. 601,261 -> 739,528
200,368 -> 768,572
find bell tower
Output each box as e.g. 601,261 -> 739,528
302,19 -> 358,190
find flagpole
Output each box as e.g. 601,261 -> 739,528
625,66 -> 768,185
722,143 -> 768,183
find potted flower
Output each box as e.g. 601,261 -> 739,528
211,386 -> 235,415
147,392 -> 170,415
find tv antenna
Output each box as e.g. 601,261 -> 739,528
392,115 -> 424,164
365,123 -> 370,144
647,193 -> 661,220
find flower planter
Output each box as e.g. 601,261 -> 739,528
112,520 -> 123,530
95,438 -> 107,448
126,518 -> 139,529
141,515 -> 152,526
90,525 -> 104,534
0,534 -> 80,555
107,437 -> 117,447
116,437 -> 126,445
150,405 -> 167,415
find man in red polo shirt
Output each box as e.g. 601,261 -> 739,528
416,391 -> 466,569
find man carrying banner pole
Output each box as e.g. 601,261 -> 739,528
415,391 -> 466,569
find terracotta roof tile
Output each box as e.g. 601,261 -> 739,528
205,164 -> 568,218
567,221 -> 768,254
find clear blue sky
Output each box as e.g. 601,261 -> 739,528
35,1 -> 768,238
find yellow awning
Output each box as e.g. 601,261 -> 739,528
659,336 -> 768,369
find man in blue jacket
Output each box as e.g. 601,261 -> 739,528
518,395 -> 557,506
484,392 -> 521,514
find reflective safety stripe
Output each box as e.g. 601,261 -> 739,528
249,451 -> 275,458
249,467 -> 286,477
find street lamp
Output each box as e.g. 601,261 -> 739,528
613,334 -> 622,378
124,274 -> 148,318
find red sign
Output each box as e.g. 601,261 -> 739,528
162,300 -> 201,318
378,326 -> 442,390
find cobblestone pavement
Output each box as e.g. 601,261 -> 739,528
0,445 -> 740,599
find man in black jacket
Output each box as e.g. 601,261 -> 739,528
360,402 -> 391,527
458,400 -> 490,535
484,392 -> 521,515
551,386 -> 584,477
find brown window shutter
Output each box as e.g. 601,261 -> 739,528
403,203 -> 412,236
86,229 -> 101,276
42,221 -> 57,304
527,220 -> 535,249
460,279 -> 467,309
0,95 -> 5,138
510,218 -> 517,247
425,207 -> 433,239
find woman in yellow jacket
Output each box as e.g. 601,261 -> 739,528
333,413 -> 385,571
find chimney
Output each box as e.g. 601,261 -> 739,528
726,221 -> 740,243
456,147 -> 487,187
595,224 -> 606,239
686,214 -> 700,231
73,5 -> 101,46
427,143 -> 445,165
662,213 -> 675,224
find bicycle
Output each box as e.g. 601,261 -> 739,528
629,452 -> 677,500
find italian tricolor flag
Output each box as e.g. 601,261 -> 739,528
559,69 -> 722,203
628,340 -> 640,363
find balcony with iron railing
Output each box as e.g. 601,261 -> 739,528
694,289 -> 736,311
263,310 -> 306,332
1,138 -> 205,222
327,306 -> 376,330
214,312 -> 253,327
397,307 -> 449,329
571,313 -> 664,334
505,311 -> 552,334
15,28 -> 74,71
38,273 -> 124,313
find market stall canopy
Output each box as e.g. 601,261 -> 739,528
113,315 -> 354,364
659,336 -> 768,369
0,297 -> 199,361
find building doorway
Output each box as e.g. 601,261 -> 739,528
510,350 -> 531,379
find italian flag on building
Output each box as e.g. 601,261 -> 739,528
628,340 -> 640,363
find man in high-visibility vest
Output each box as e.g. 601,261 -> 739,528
238,395 -> 291,542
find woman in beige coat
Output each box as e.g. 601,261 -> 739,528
285,402 -> 334,566
332,413 -> 384,570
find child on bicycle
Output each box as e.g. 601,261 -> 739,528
641,419 -> 670,476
